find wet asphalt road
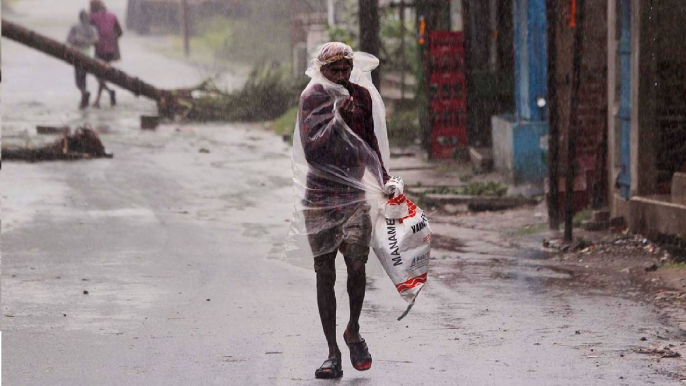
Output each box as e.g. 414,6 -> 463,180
2,1 -> 685,385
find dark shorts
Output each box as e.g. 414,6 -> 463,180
96,52 -> 117,63
75,67 -> 87,90
304,203 -> 372,272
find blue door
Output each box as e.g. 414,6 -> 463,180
514,0 -> 547,122
617,0 -> 631,198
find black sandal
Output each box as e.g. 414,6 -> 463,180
314,357 -> 343,379
344,334 -> 372,371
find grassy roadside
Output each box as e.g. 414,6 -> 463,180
269,106 -> 297,142
509,210 -> 593,237
663,262 -> 686,270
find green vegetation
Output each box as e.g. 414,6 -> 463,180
187,62 -> 308,122
154,0 -> 292,67
664,263 -> 686,270
379,9 -> 420,74
513,223 -> 548,236
328,6 -> 419,74
572,210 -> 592,227
270,106 -> 298,142
327,1 -> 359,47
387,108 -> 420,147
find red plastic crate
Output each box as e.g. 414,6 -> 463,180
428,31 -> 464,54
429,72 -> 466,84
430,102 -> 467,126
428,82 -> 466,103
426,31 -> 468,159
428,73 -> 466,102
427,55 -> 464,73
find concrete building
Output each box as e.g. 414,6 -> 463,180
549,0 -> 609,214
607,0 -> 686,238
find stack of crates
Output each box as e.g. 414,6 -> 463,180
426,31 -> 468,159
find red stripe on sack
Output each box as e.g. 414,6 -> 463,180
387,194 -> 407,206
401,198 -> 418,221
396,279 -> 426,292
395,273 -> 428,292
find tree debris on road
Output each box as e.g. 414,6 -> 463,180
636,346 -> 682,358
3,126 -> 113,162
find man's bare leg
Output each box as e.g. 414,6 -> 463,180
78,88 -> 90,109
93,79 -> 111,108
316,254 -> 341,361
93,82 -> 103,108
343,256 -> 365,342
342,255 -> 372,371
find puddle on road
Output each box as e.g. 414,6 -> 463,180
429,230 -> 568,291
431,245 -> 575,298
491,265 -> 573,281
524,249 -> 557,260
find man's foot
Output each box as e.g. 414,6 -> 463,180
93,100 -> 101,108
109,90 -> 116,106
79,92 -> 90,109
314,357 -> 343,379
343,330 -> 372,371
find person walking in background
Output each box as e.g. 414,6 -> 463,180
67,10 -> 98,109
89,0 -> 122,108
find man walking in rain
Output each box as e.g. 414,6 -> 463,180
89,0 -> 122,108
67,10 -> 98,109
291,42 -> 391,379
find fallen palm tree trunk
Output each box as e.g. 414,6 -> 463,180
1,19 -> 186,116
3,126 -> 113,162
1,20 -> 306,122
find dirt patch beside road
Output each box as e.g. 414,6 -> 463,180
429,203 -> 686,336
544,236 -> 686,335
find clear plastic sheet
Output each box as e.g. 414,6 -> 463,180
285,49 -> 390,260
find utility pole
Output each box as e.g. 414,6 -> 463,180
399,1 -> 406,100
182,0 -> 190,58
546,0 -> 560,230
328,0 -> 336,26
390,1 -> 415,101
564,0 -> 585,242
359,0 -> 381,89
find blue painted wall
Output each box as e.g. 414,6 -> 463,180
514,0 -> 548,121
492,0 -> 549,187
513,121 -> 549,184
617,0 -> 632,198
